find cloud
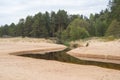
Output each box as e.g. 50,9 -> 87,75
0,0 -> 108,25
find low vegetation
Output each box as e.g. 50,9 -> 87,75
0,37 -> 55,43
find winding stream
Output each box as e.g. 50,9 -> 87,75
17,48 -> 120,70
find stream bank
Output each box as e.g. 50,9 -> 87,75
18,48 -> 120,70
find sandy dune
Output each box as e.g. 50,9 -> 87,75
67,40 -> 120,64
0,38 -> 120,80
0,42 -> 66,55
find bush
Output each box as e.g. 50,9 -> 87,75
106,20 -> 120,38
61,18 -> 90,41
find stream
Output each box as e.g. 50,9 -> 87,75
17,48 -> 120,70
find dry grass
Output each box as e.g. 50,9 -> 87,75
0,37 -> 55,43
69,40 -> 84,48
68,37 -> 120,49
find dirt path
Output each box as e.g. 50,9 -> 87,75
0,40 -> 120,80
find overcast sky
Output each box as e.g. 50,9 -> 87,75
0,0 -> 108,26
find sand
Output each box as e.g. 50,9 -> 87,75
0,38 -> 120,80
67,40 -> 120,64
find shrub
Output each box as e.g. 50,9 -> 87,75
106,20 -> 120,38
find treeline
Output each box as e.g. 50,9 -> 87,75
0,0 -> 120,41
0,10 -> 76,38
0,10 -> 87,38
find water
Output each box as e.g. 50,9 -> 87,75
18,48 -> 120,70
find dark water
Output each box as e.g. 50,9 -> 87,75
18,48 -> 120,70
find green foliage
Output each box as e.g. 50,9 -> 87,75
0,27 -> 3,37
61,18 -> 90,41
0,0 -> 120,42
109,0 -> 120,21
62,41 -> 70,47
95,18 -> 107,36
69,27 -> 89,40
61,30 -> 69,41
106,20 -> 120,37
50,11 -> 56,37
55,10 -> 69,39
8,23 -> 16,36
16,18 -> 25,37
88,10 -> 109,37
24,16 -> 33,37
104,0 -> 120,38
30,12 -> 49,38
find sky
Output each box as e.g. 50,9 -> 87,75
0,0 -> 108,26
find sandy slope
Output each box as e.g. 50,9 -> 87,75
67,40 -> 120,64
0,39 -> 120,80
0,42 -> 66,55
